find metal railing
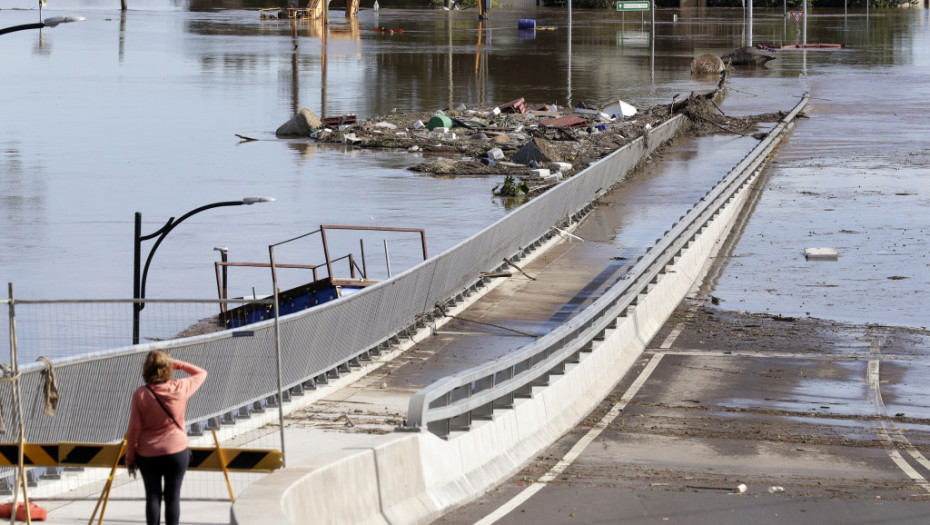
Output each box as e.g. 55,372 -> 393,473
406,95 -> 810,437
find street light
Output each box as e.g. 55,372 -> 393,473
132,197 -> 275,345
0,16 -> 86,36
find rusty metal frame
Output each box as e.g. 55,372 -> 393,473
215,225 -> 428,316
318,225 -> 427,286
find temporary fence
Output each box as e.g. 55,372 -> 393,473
0,296 -> 283,503
0,111 -> 685,502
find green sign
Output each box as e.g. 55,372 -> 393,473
616,1 -> 650,11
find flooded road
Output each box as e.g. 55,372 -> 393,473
2,3 -> 928,347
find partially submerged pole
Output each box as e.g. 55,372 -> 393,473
384,239 -> 392,278
748,0 -> 753,47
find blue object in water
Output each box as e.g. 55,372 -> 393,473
518,19 -> 536,29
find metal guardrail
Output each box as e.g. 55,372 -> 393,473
406,95 -> 810,437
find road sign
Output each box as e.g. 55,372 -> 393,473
790,10 -> 804,24
617,1 -> 650,11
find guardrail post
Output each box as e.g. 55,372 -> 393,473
449,385 -> 472,432
428,419 -> 451,439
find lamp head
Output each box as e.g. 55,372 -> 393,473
43,16 -> 86,27
241,196 -> 276,205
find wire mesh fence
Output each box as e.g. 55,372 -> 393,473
0,296 -> 283,503
2,300 -> 256,363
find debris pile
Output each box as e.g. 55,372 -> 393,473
274,89 -> 786,197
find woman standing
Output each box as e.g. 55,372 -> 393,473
125,350 -> 207,525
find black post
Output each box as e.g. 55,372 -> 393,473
133,212 -> 142,345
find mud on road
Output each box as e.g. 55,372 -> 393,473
508,305 -> 930,503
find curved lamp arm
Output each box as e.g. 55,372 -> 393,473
132,196 -> 274,345
0,17 -> 85,36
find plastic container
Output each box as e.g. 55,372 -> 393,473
518,19 -> 536,29
426,115 -> 453,131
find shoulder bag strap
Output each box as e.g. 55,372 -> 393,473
145,385 -> 184,430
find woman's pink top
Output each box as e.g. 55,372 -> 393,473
125,359 -> 207,466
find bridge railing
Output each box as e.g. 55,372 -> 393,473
406,95 -> 810,438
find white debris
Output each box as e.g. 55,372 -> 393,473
373,121 -> 397,129
805,247 -> 838,260
736,484 -> 747,494
603,100 -> 637,118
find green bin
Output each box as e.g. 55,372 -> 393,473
427,115 -> 453,131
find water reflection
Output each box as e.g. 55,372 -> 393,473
1,3 -> 927,335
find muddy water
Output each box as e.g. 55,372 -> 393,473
708,11 -> 930,329
1,2 -> 927,349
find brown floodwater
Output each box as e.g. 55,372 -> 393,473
1,1 -> 927,352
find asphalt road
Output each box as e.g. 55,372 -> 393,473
433,259 -> 930,525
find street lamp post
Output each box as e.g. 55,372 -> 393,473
0,16 -> 85,36
132,197 -> 275,345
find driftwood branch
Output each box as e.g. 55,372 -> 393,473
503,258 -> 536,281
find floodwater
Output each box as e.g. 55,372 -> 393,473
708,10 -> 930,329
1,2 -> 928,351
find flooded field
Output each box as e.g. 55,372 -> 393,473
2,2 -> 927,349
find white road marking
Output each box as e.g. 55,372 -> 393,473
867,329 -> 930,492
473,353 -> 665,525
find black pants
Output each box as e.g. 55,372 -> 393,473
136,449 -> 190,525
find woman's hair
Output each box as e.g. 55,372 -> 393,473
142,349 -> 173,384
